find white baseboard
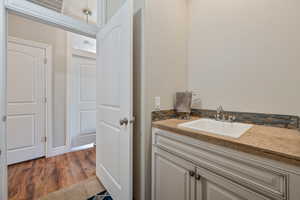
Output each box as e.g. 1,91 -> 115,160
70,143 -> 95,152
47,145 -> 69,157
47,143 -> 95,157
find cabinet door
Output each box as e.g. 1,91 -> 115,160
152,147 -> 196,200
196,166 -> 272,200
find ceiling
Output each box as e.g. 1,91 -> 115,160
62,0 -> 97,24
28,0 -> 63,12
27,0 -> 98,24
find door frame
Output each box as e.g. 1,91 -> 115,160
0,1 -> 8,199
7,36 -> 53,161
66,38 -> 96,152
5,0 -> 98,37
0,0 -> 103,199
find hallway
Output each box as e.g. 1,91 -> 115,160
8,148 -> 96,200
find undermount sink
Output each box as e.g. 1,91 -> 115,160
178,118 -> 253,138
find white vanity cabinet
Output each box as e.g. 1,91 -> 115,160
195,166 -> 272,200
152,148 -> 196,200
152,128 -> 300,200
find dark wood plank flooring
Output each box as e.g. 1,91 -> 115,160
8,147 -> 96,200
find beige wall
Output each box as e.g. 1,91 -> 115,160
106,0 -> 142,18
188,0 -> 300,116
133,9 -> 143,200
8,14 -> 67,147
140,1 -> 300,199
106,0 -> 126,22
145,0 -> 188,111
143,0 -> 188,199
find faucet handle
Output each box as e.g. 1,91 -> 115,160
222,114 -> 226,121
228,115 -> 236,122
217,105 -> 223,113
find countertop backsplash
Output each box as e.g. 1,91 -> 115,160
152,109 -> 300,130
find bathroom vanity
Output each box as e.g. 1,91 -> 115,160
152,118 -> 300,200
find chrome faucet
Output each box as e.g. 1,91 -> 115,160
216,105 -> 224,121
215,105 -> 236,122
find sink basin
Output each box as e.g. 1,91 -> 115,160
178,118 -> 253,138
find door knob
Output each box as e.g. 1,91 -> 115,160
120,118 -> 129,126
120,117 -> 135,126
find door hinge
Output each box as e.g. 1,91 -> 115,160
44,97 -> 47,103
2,115 -> 7,122
130,116 -> 136,124
44,58 -> 47,64
41,136 -> 47,143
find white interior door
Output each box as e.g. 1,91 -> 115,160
96,0 -> 133,199
70,52 -> 96,148
7,38 -> 46,165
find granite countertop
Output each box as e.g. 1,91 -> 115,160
152,118 -> 300,167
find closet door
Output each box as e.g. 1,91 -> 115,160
195,166 -> 271,200
152,148 -> 196,200
70,51 -> 96,148
7,38 -> 46,165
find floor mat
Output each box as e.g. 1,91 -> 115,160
87,190 -> 113,200
39,177 -> 105,200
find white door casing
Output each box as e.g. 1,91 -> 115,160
0,0 -> 97,199
5,0 -> 98,38
70,50 -> 96,148
96,0 -> 133,199
0,2 -> 7,199
6,37 -> 49,165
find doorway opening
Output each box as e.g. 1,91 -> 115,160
1,0 -> 135,199
6,13 -> 102,200
67,37 -> 97,152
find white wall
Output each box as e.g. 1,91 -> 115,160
188,0 -> 300,116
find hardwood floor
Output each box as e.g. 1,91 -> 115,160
8,147 -> 96,200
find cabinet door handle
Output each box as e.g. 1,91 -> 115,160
189,171 -> 195,177
195,174 -> 201,180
